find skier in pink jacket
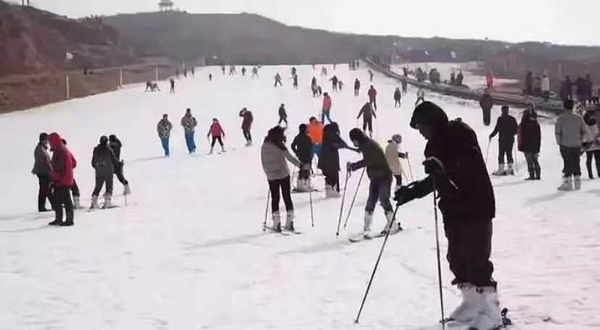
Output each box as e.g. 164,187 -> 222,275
208,118 -> 226,154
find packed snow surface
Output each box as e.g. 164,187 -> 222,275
0,64 -> 598,330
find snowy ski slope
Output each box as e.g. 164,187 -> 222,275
0,64 -> 599,330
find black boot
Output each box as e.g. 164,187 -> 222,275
525,172 -> 535,180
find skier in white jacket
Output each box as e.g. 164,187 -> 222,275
385,134 -> 408,191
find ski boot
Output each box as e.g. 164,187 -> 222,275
102,195 -> 113,209
506,163 -> 515,175
325,185 -> 341,198
469,286 -> 503,330
271,211 -> 282,232
557,176 -> 573,191
284,211 -> 295,232
492,164 -> 506,176
362,212 -> 374,238
48,219 -> 62,226
90,195 -> 100,209
208,147 -> 214,155
574,175 -> 582,190
123,184 -> 131,196
380,211 -> 402,235
446,283 -> 482,323
73,196 -> 82,209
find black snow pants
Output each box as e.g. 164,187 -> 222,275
92,173 -> 114,197
560,146 -> 582,177
243,129 -> 252,142
482,107 -> 492,126
52,186 -> 74,224
37,175 -> 52,211
114,162 -> 129,186
498,141 -> 514,164
324,171 -> 340,192
268,176 -> 293,213
444,219 -> 495,287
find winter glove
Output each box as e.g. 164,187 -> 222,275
347,162 -> 356,172
394,182 -> 420,206
423,157 -> 445,177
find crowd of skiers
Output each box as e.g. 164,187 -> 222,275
32,132 -> 131,226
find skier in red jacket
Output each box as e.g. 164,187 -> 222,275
208,118 -> 226,154
368,85 -> 378,110
47,132 -> 77,226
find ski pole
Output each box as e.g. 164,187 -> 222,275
343,168 -> 365,229
485,138 -> 491,165
406,153 -> 415,182
336,171 -> 351,236
263,189 -> 270,232
513,142 -> 518,174
432,177 -> 446,330
354,202 -> 401,324
309,182 -> 315,228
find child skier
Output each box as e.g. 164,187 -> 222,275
320,123 -> 356,198
157,114 -> 173,157
489,106 -> 518,175
208,118 -> 226,154
357,101 -> 377,137
291,124 -> 314,192
394,101 -> 500,329
261,126 -> 305,232
307,117 -> 324,161
181,108 -> 198,153
239,108 -> 254,146
347,128 -> 400,236
385,134 -> 408,191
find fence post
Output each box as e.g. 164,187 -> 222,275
155,67 -> 159,81
65,75 -> 70,99
119,69 -> 124,88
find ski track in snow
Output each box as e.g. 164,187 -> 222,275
0,64 -> 599,330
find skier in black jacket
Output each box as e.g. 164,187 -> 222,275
319,123 -> 354,197
91,136 -> 120,209
109,134 -> 131,195
357,102 -> 377,137
394,101 -> 501,329
394,88 -> 402,108
291,124 -> 314,191
278,104 -> 288,127
518,105 -> 542,180
354,79 -> 361,96
489,106 -> 518,175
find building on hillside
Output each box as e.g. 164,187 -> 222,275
158,0 -> 174,11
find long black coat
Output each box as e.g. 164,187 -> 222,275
318,126 -> 347,174
425,120 -> 496,224
518,118 -> 541,154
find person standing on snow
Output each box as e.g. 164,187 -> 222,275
239,108 -> 254,146
357,101 -> 377,137
251,67 -> 259,78
47,133 -> 77,226
261,126 -> 305,232
541,74 -> 551,102
394,101 -> 501,330
307,117 -> 324,161
91,136 -> 120,209
311,77 -> 319,97
157,114 -> 173,157
338,80 -> 344,91
347,128 -> 400,236
61,139 -> 82,209
278,104 -> 288,127
169,78 -> 175,94
385,134 -> 408,191
368,69 -> 374,82
109,135 -> 131,195
292,74 -> 299,89
368,85 -> 378,110
322,92 -> 333,124
583,109 -> 600,179
415,88 -> 426,105
401,78 -> 408,94
241,67 -> 247,76
32,133 -> 52,212
479,91 -> 494,126
291,124 -> 314,192
319,123 -> 357,198
274,73 -> 283,87
555,100 -> 586,191
208,118 -> 226,154
517,105 -> 542,180
181,108 -> 198,154
330,75 -> 339,91
394,87 -> 402,108
354,78 -> 361,96
489,106 -> 518,176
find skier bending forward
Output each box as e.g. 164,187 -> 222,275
394,101 -> 502,330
